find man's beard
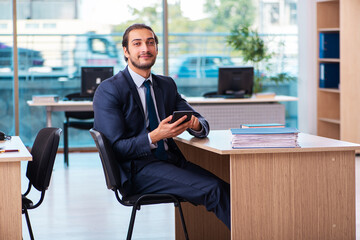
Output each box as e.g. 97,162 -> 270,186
128,52 -> 156,70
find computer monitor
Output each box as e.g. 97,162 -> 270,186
81,66 -> 114,98
217,66 -> 254,97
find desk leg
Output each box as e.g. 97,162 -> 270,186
46,106 -> 52,127
0,161 -> 22,240
230,151 -> 355,240
175,141 -> 230,240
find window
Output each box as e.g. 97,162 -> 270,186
43,23 -> 56,29
4,0 -> 298,146
25,23 -> 40,29
270,3 -> 280,24
0,0 -> 14,136
288,2 -> 297,25
14,0 -> 163,146
0,23 -> 8,29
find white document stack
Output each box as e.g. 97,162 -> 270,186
230,127 -> 300,149
32,95 -> 59,103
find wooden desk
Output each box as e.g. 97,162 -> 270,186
174,130 -> 360,240
0,137 -> 32,240
27,95 -> 297,128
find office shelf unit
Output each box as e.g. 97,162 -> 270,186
316,0 -> 360,143
317,0 -> 340,139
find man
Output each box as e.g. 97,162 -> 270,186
93,23 -> 230,229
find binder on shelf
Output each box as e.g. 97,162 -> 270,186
319,63 -> 339,88
319,32 -> 339,59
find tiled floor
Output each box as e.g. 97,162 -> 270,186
21,153 -> 360,240
21,152 -> 175,240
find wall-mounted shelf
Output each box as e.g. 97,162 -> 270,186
318,88 -> 340,93
318,58 -> 340,62
318,28 -> 340,32
318,117 -> 340,124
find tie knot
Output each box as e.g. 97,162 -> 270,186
143,79 -> 151,89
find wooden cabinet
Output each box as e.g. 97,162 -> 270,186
316,0 -> 360,143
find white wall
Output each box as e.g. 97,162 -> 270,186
297,0 -> 317,134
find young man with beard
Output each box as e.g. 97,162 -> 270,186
93,23 -> 230,229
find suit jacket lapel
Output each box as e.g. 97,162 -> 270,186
152,75 -> 166,121
123,67 -> 146,118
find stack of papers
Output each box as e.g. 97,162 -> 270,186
230,127 -> 300,148
32,95 -> 59,103
254,92 -> 276,98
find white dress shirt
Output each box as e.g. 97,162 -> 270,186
127,66 -> 167,150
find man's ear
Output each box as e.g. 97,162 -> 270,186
123,46 -> 129,58
155,44 -> 159,56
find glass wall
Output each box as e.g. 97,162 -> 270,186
167,0 -> 298,126
0,0 -> 14,136
1,0 -> 298,147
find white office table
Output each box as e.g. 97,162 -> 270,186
27,100 -> 93,127
174,130 -> 360,240
27,95 -> 297,128
0,137 -> 32,240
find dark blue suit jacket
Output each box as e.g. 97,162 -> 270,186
93,66 -> 210,186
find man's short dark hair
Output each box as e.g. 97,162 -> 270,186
122,23 -> 159,62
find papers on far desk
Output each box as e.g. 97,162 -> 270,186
230,127 -> 300,148
32,94 -> 59,103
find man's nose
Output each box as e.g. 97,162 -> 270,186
140,42 -> 149,51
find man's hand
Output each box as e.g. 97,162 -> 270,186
188,115 -> 202,131
149,115 -> 201,143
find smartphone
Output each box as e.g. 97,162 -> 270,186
170,111 -> 194,124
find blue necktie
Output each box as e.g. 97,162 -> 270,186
143,80 -> 167,160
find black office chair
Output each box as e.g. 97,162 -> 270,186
63,92 -> 94,166
89,128 -> 189,240
22,127 -> 62,240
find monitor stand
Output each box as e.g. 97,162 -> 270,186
203,90 -> 246,99
223,90 -> 245,98
203,91 -> 219,98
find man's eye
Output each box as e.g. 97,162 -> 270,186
133,42 -> 141,46
148,41 -> 155,46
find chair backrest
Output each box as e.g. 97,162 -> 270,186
26,127 -> 62,191
89,128 -> 123,193
65,92 -> 94,119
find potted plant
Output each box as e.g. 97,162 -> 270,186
227,25 -> 296,93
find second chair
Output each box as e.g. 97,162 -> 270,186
22,127 -> 62,240
63,92 -> 94,166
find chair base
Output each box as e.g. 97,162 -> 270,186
23,208 -> 35,240
124,194 -> 189,240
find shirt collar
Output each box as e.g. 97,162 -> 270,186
127,65 -> 153,88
